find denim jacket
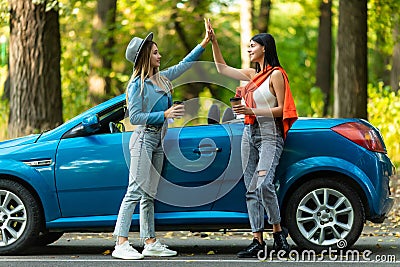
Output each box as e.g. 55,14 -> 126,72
127,44 -> 205,126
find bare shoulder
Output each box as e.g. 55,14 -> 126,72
270,69 -> 285,94
271,69 -> 284,81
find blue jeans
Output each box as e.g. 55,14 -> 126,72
113,126 -> 164,240
241,119 -> 284,232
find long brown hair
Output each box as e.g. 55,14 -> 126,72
126,41 -> 171,101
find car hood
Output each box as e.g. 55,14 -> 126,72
0,134 -> 40,149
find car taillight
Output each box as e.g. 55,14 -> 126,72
331,122 -> 386,153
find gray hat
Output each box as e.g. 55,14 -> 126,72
125,32 -> 153,65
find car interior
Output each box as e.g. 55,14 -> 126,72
65,100 -> 237,138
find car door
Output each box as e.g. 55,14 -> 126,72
209,122 -> 248,214
155,123 -> 232,212
55,104 -> 130,218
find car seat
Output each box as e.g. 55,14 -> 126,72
207,104 -> 220,124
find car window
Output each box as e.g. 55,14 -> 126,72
65,97 -> 234,138
96,103 -> 127,134
168,98 -> 230,128
117,98 -> 232,130
63,101 -> 128,138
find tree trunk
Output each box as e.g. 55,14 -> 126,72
334,0 -> 367,119
315,0 -> 332,116
240,0 -> 252,71
89,0 -> 117,103
390,13 -> 400,92
8,0 -> 63,138
257,0 -> 271,33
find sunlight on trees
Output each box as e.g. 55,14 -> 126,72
0,0 -> 398,164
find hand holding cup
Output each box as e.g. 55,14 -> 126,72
230,97 -> 249,115
172,101 -> 184,119
164,101 -> 185,119
229,97 -> 242,107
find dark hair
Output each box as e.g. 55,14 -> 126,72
251,33 -> 281,73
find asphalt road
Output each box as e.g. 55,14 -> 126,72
1,227 -> 399,267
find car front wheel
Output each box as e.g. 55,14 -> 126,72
35,232 -> 64,246
0,179 -> 41,255
285,177 -> 365,252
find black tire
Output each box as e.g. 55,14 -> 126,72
0,179 -> 42,255
284,177 -> 365,252
34,232 -> 64,246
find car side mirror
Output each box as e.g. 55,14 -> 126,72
82,114 -> 100,133
63,114 -> 101,139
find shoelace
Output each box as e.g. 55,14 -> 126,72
147,241 -> 169,249
122,243 -> 137,252
155,243 -> 169,249
124,246 -> 135,252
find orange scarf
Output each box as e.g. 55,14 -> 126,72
235,66 -> 298,139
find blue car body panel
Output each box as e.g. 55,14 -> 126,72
0,134 -> 40,148
55,133 -> 129,217
0,93 -> 394,232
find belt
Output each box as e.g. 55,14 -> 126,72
245,117 -> 281,125
144,124 -> 163,132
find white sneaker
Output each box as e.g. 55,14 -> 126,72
142,240 -> 177,257
112,241 -> 144,260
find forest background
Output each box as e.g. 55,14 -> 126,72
0,0 -> 399,166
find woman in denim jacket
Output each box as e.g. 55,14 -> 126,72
112,31 -> 211,260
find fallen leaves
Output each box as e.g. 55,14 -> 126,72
364,173 -> 400,236
163,231 -> 175,238
102,249 -> 111,255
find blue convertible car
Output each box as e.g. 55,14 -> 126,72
0,94 -> 394,254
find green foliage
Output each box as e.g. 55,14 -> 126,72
58,0 -> 223,121
59,0 -> 96,119
32,0 -> 59,11
367,0 -> 400,84
1,1 -> 9,140
0,1 -> 9,68
269,0 -> 319,116
0,66 -> 8,140
310,86 -> 324,117
0,0 -> 8,26
0,0 -> 398,150
368,83 -> 400,166
368,0 -> 399,54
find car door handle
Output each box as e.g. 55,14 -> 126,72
193,147 -> 222,154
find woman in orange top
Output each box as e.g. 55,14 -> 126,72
206,18 -> 296,258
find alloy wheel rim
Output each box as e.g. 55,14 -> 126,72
296,188 -> 354,246
0,190 -> 27,247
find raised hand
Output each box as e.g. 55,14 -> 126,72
204,18 -> 214,42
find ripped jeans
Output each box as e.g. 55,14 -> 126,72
241,119 -> 284,232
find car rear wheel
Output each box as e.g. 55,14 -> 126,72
0,179 -> 41,255
284,177 -> 364,252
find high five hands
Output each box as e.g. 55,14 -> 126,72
204,18 -> 215,42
